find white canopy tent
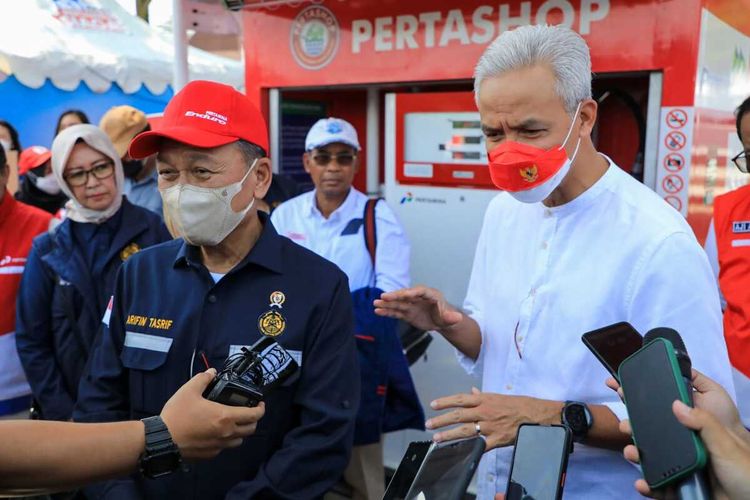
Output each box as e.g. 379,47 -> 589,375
0,0 -> 243,95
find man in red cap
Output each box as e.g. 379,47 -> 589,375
75,80 -> 359,499
15,145 -> 67,215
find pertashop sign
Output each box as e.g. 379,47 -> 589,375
351,1 -> 610,53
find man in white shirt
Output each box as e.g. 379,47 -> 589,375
374,25 -> 735,499
271,118 -> 416,500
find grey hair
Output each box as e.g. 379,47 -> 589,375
474,25 -> 592,114
235,139 -> 267,168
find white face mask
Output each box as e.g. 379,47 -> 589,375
160,159 -> 258,247
34,173 -> 62,195
0,139 -> 11,153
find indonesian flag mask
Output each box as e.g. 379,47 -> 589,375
488,102 -> 582,204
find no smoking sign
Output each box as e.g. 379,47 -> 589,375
666,109 -> 688,129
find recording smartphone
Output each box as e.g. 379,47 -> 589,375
383,441 -> 432,500
618,338 -> 707,489
581,322 -> 643,381
404,437 -> 485,500
505,424 -> 572,500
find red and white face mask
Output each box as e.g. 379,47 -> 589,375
488,103 -> 581,203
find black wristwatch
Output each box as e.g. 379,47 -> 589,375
139,416 -> 182,479
561,401 -> 594,443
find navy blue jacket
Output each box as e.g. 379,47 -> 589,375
16,198 -> 169,420
74,215 -> 360,500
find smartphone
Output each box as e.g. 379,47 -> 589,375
618,338 -> 707,488
505,424 -> 572,500
383,441 -> 432,500
581,322 -> 643,381
404,437 -> 485,500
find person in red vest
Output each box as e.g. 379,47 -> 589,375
705,95 -> 750,428
0,144 -> 53,419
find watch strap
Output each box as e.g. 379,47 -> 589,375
140,416 -> 181,478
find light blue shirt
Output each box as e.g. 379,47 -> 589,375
461,158 -> 735,500
123,170 -> 162,218
271,188 -> 410,293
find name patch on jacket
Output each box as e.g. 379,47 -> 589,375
733,221 -> 750,233
125,314 -> 173,330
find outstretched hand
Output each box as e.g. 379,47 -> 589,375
373,286 -> 462,332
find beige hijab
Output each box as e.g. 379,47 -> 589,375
51,124 -> 125,224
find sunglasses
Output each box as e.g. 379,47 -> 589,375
312,152 -> 357,167
732,151 -> 748,173
64,161 -> 115,187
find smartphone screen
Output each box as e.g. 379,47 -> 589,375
406,437 -> 485,500
582,322 -> 643,380
506,425 -> 571,500
384,441 -> 432,500
619,339 -> 705,488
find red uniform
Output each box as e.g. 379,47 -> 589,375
0,192 -> 51,412
713,184 -> 750,425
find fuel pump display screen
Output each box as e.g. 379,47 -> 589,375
404,112 -> 487,166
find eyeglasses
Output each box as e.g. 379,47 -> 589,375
64,161 -> 115,187
732,151 -> 749,173
312,152 -> 357,167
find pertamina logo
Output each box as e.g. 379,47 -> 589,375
290,6 -> 340,70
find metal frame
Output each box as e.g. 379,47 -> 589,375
269,88 -> 281,173
643,71 -> 663,190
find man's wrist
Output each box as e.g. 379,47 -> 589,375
137,420 -> 146,452
541,400 -> 566,425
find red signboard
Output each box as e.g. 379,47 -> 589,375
243,0 -> 701,106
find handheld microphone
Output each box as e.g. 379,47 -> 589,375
643,328 -> 693,404
643,328 -> 710,500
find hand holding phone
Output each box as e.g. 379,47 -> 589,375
581,322 -> 643,381
618,338 -> 707,489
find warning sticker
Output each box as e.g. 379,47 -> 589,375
655,107 -> 693,216
662,175 -> 684,194
664,153 -> 685,172
666,109 -> 688,129
665,131 -> 687,151
665,195 -> 683,212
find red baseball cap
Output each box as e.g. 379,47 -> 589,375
19,146 -> 52,175
129,80 -> 269,159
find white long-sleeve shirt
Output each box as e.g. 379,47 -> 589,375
271,188 -> 410,292
460,158 -> 735,500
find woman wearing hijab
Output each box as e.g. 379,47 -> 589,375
15,124 -> 171,421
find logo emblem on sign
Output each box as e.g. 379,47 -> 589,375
258,310 -> 286,337
520,165 -> 539,183
119,242 -> 140,261
290,6 -> 340,70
